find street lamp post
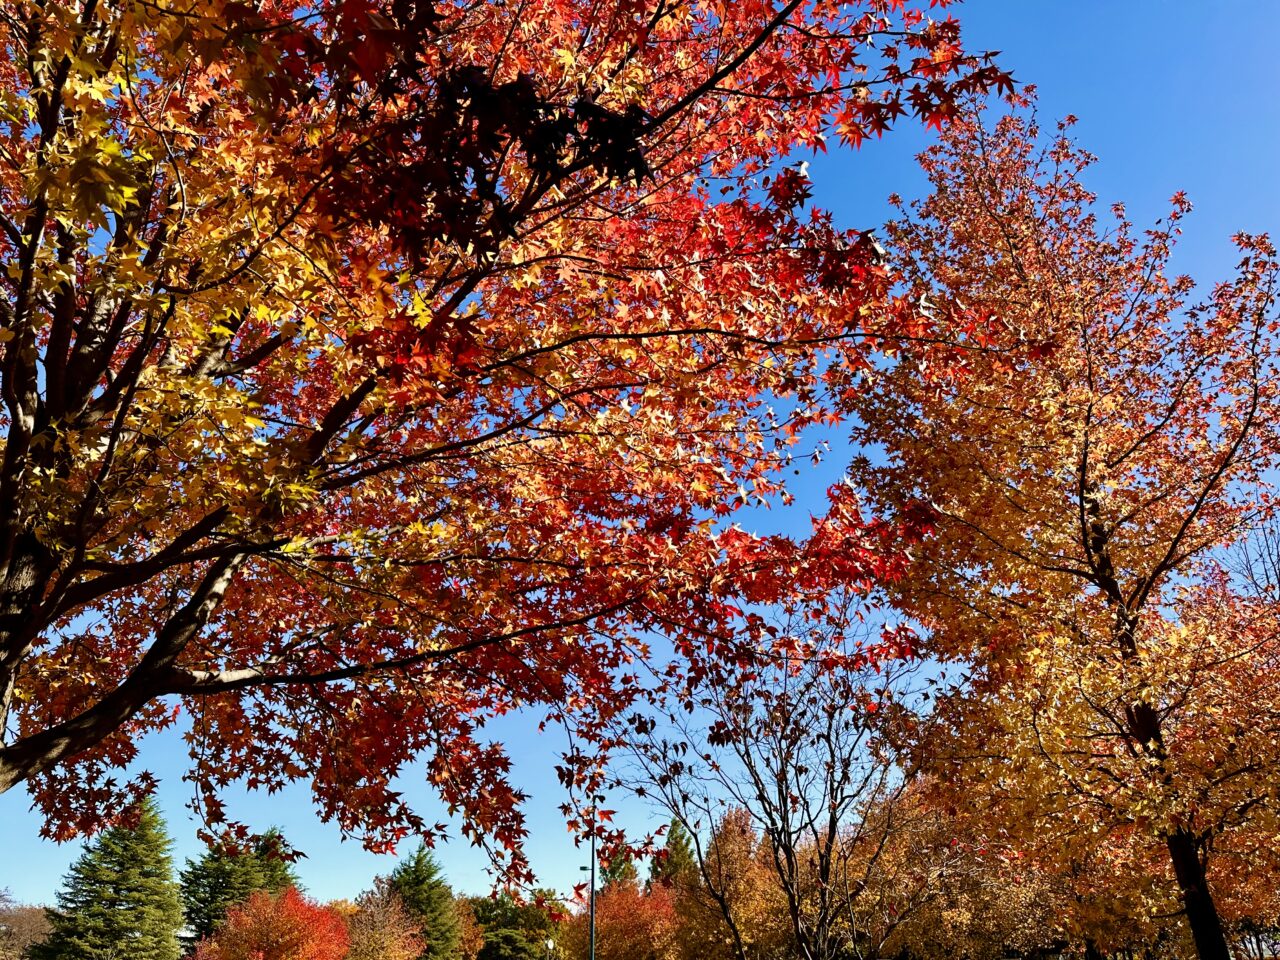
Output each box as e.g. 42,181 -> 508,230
579,798 -> 600,960
589,823 -> 596,960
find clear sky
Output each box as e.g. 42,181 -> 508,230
3,0 -> 1278,907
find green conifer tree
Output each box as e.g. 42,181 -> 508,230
649,820 -> 697,888
180,829 -> 299,943
388,844 -> 460,960
32,798 -> 183,960
598,854 -> 638,890
477,929 -> 540,960
249,829 -> 298,895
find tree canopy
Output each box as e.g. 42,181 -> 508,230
0,889 -> 52,960
191,887 -> 348,960
848,101 -> 1280,960
0,0 -> 1006,883
17,3 -> 1280,958
345,880 -> 427,960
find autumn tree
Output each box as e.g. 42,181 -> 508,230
625,599 -> 923,960
846,781 -> 1107,960
873,845 -> 1064,960
346,880 -> 426,960
0,890 -> 51,960
455,898 -> 485,960
0,0 -> 1007,878
849,101 -> 1280,960
645,808 -> 789,960
192,887 -> 348,960
181,829 -> 300,943
561,882 -> 677,960
32,798 -> 183,960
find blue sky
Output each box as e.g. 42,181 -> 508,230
3,0 -> 1278,906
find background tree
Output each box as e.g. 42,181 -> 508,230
625,600 -> 923,960
819,780 -> 975,960
191,887 -> 347,960
649,821 -> 697,890
476,929 -> 542,960
637,807 -> 790,960
849,100 -> 1280,960
0,890 -> 51,960
467,892 -> 563,948
250,831 -> 300,897
562,883 -> 676,960
842,785 -> 1102,960
598,855 -> 639,892
180,829 -> 300,943
32,799 -> 182,960
0,0 -> 1007,881
346,880 -> 425,960
875,849 -> 1064,960
387,844 -> 459,960
646,822 -> 711,960
454,898 -> 485,960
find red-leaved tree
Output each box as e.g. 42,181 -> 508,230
193,887 -> 349,960
0,0 -> 1007,878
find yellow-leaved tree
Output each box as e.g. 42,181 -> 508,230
848,101 -> 1280,960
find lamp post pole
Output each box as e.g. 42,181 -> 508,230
589,822 -> 597,960
580,798 -> 599,960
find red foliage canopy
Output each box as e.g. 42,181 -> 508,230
194,888 -> 350,960
0,0 -> 1005,880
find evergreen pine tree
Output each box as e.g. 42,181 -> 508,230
180,829 -> 299,943
32,798 -> 183,960
598,854 -> 638,890
649,820 -> 697,888
387,844 -> 460,960
249,829 -> 298,895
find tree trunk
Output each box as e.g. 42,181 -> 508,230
1118,686 -> 1229,960
1165,828 -> 1231,960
